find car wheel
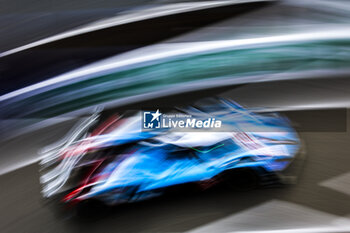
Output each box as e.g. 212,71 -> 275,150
226,168 -> 259,191
75,199 -> 107,218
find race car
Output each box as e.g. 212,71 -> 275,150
39,98 -> 302,211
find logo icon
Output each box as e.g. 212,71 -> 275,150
143,109 -> 162,129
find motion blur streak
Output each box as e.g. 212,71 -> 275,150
2,27 -> 350,103
40,113 -> 99,164
0,0 -> 269,58
2,28 -> 350,119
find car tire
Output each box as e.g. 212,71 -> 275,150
75,199 -> 107,218
225,168 -> 259,191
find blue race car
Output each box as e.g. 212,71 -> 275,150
40,99 -> 302,209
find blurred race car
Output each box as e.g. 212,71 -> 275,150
39,99 -> 302,210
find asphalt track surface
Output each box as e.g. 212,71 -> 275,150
0,121 -> 350,232
0,86 -> 350,232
